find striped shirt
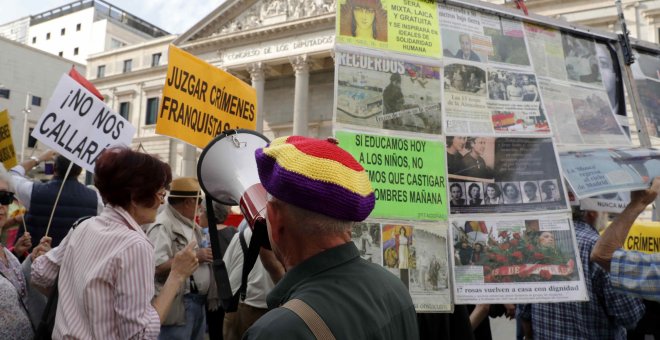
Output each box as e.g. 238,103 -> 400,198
32,205 -> 160,339
611,249 -> 660,302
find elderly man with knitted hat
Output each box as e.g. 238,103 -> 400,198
147,177 -> 217,340
244,136 -> 419,339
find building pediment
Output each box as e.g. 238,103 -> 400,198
174,0 -> 336,45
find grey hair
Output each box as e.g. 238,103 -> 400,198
271,196 -> 353,236
212,201 -> 230,223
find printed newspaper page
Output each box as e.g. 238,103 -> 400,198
631,49 -> 660,139
450,215 -> 587,304
355,221 -> 453,312
335,48 -> 442,134
540,79 -> 630,146
560,147 -> 660,198
446,136 -> 569,214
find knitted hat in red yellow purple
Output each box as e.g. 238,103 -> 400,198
255,136 -> 375,222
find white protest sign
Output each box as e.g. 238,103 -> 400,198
32,74 -> 136,173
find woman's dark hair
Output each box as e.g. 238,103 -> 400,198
485,183 -> 501,196
94,147 -> 171,209
468,183 -> 481,198
503,183 -> 520,197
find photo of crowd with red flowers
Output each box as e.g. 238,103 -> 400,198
452,218 -> 579,283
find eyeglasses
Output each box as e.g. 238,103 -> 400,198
354,6 -> 375,14
156,190 -> 167,204
0,190 -> 15,205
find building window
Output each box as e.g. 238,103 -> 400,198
58,51 -> 63,57
97,65 -> 106,78
31,96 -> 42,107
74,47 -> 79,55
76,23 -> 81,31
123,59 -> 132,73
32,36 -> 36,44
61,28 -> 65,35
46,32 -> 50,40
119,102 -> 130,119
0,89 -> 10,99
151,53 -> 162,67
110,38 -> 125,49
28,128 -> 37,148
145,98 -> 159,125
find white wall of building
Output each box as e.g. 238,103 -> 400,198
28,7 -> 96,64
0,36 -> 85,163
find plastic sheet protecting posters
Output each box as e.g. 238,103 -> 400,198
336,0 -> 441,58
335,130 -> 447,221
158,45 -> 257,148
539,79 -> 630,146
0,110 -> 17,169
450,215 -> 587,304
446,136 -> 568,214
335,48 -> 442,134
631,49 -> 660,139
32,74 -> 136,173
353,221 -> 452,312
560,147 -> 660,198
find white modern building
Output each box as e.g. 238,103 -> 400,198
0,35 -> 85,166
0,0 -> 168,65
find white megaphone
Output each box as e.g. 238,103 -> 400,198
197,129 -> 270,238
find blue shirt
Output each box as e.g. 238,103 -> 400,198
525,221 -> 645,340
611,248 -> 660,302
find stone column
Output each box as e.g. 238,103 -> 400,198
247,62 -> 266,133
290,55 -> 311,136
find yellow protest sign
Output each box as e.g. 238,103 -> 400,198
624,221 -> 660,253
157,45 -> 257,148
0,110 -> 17,169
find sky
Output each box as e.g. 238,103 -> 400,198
0,0 -> 221,34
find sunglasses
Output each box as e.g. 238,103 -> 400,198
0,191 -> 15,205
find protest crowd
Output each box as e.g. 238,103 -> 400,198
0,136 -> 657,340
4,0 -> 660,339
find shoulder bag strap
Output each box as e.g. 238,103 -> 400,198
282,298 -> 336,340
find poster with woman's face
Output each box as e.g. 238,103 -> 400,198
337,0 -> 441,57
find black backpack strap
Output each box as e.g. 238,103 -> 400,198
237,221 -> 269,301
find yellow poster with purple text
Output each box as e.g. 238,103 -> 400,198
336,0 -> 441,58
157,45 -> 257,148
0,110 -> 17,169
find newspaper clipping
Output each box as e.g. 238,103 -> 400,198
335,49 -> 442,134
378,221 -> 452,312
523,23 -> 568,80
450,215 -> 587,304
447,136 -> 568,214
439,5 -> 492,63
560,147 -> 660,198
540,79 -> 630,146
632,49 -> 660,139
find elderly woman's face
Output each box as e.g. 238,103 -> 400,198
538,232 -> 556,248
